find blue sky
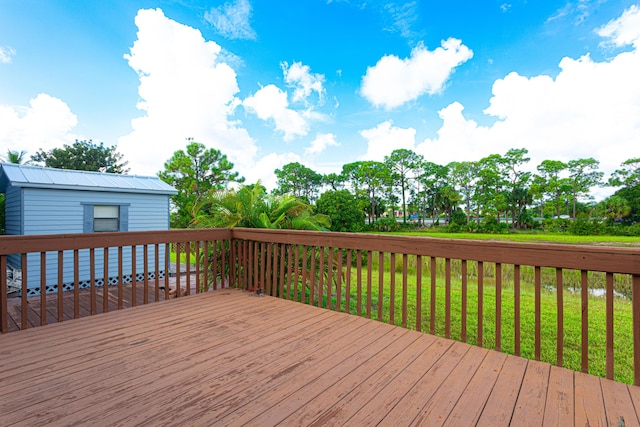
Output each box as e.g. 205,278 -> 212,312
1,0 -> 639,196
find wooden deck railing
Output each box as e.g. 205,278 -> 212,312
0,229 -> 231,332
229,228 -> 640,386
2,227 -> 640,385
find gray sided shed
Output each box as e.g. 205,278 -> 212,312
0,163 -> 178,295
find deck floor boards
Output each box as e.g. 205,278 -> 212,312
1,289 -> 639,426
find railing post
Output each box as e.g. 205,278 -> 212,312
0,255 -> 7,333
633,274 -> 640,386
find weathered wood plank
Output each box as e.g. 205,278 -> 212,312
443,351 -> 508,426
600,377 -> 640,427
476,356 -> 528,426
511,359 -> 551,425
371,340 -> 470,426
543,365 -> 574,426
575,370 -> 607,426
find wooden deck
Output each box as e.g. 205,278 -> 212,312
1,289 -> 639,426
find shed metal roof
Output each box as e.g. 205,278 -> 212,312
0,163 -> 177,195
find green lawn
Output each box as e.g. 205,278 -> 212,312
382,230 -> 640,246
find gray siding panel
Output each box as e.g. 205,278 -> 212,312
5,185 -> 22,235
17,188 -> 171,291
21,188 -> 170,235
5,185 -> 22,268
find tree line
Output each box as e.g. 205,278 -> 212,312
3,140 -> 639,235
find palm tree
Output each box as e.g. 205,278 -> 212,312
192,182 -> 330,230
3,149 -> 29,164
190,182 -> 330,293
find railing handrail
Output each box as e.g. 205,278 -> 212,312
231,228 -> 640,275
0,229 -> 232,255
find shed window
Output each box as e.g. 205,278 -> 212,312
82,203 -> 129,233
93,205 -> 120,232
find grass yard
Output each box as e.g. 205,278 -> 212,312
384,230 -> 640,246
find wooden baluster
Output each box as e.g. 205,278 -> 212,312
416,255 -> 422,332
461,259 -> 467,343
185,242 -> 191,296
40,251 -> 47,325
445,258 -> 451,339
117,247 -> 123,309
366,251 -> 372,318
21,253 -> 28,328
0,255 -> 6,333
478,261 -> 484,347
430,257 -> 436,335
336,249 -> 343,312
581,269 -> 588,372
390,253 -> 396,326
103,248 -> 109,312
293,246 -> 300,302
310,246 -> 316,305
356,250 -> 362,316
345,250 -> 352,314
326,247 -> 333,310
74,250 -> 80,318
154,244 -> 160,301
301,246 -> 308,303
215,241 -> 221,290
142,244 -> 149,304
495,263 -> 502,352
633,274 -> 640,386
556,268 -> 563,367
131,245 -> 137,305
535,266 -> 541,361
143,245 -> 149,303
175,243 -> 181,298
164,243 -> 170,300
286,245 -> 293,299
514,264 -> 521,356
89,248 -> 95,315
265,243 -> 272,296
378,251 -> 384,321
402,254 -> 408,329
606,272 -> 614,380
202,241 -> 209,293
279,244 -> 285,299
58,251 -> 64,321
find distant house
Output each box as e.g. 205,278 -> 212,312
0,163 -> 177,295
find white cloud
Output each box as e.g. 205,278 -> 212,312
383,2 -> 419,40
359,120 -> 416,160
361,38 -> 473,110
0,94 -> 78,156
0,46 -> 16,64
118,8 -> 257,177
548,0 -> 596,24
416,17 -> 640,195
305,133 -> 339,155
282,61 -> 325,104
597,4 -> 640,49
204,0 -> 257,40
243,84 -> 309,141
245,151 -> 301,190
